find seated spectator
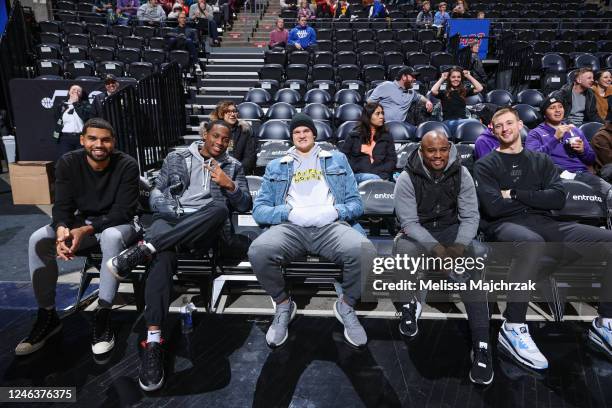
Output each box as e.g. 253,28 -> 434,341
592,109 -> 612,182
15,119 -> 139,359
159,0 -> 174,13
317,0 -> 336,18
138,0 -> 167,23
451,0 -> 467,17
526,96 -> 612,209
269,18 -> 288,49
167,11 -> 201,69
287,16 -> 317,53
334,0 -> 351,18
108,120 -> 252,392
280,0 -> 297,11
394,130 -> 492,385
167,3 -> 184,18
416,0 -> 434,27
210,101 -> 257,174
92,75 -> 120,118
474,107 -> 612,371
552,67 -> 603,126
469,41 -> 487,91
53,84 -> 92,156
93,0 -> 116,23
368,0 -> 388,19
340,102 -> 397,183
433,2 -> 450,28
430,67 -> 484,135
297,0 -> 315,19
472,102 -> 499,160
247,113 -> 376,348
116,0 -> 140,24
592,70 -> 612,122
476,10 -> 485,18
189,0 -> 220,46
367,67 -> 433,124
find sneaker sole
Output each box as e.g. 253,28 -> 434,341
92,336 -> 115,355
398,321 -> 418,338
469,350 -> 494,385
139,371 -> 165,392
333,301 -> 366,348
497,332 -> 548,370
588,329 -> 612,359
267,301 -> 297,349
15,323 -> 63,356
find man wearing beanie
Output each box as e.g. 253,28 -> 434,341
248,113 -> 376,348
526,96 -> 612,210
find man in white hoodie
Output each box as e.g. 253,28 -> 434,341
248,113 -> 376,349
107,120 -> 252,392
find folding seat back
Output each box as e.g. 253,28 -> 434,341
376,29 -> 394,41
550,180 -> 607,222
86,23 -> 108,36
256,140 -> 292,171
317,40 -> 333,52
531,41 -> 551,54
40,32 -> 62,45
386,121 -> 417,143
314,51 -> 333,65
97,61 -> 125,78
430,51 -> 453,69
63,22 -> 85,35
244,88 -> 271,105
454,120 -> 487,144
359,180 -> 396,215
360,51 -> 382,66
422,40 -> 444,54
406,52 -> 429,67
401,40 -> 420,54
36,44 -> 61,59
335,120 -> 359,141
334,88 -> 362,105
417,29 -> 436,41
396,142 -> 419,169
122,36 -> 144,49
256,119 -> 291,140
265,102 -> 297,120
134,26 -> 156,39
111,24 -> 132,38
89,46 -> 115,62
128,62 -> 154,80
311,64 -> 334,82
168,50 -> 190,69
142,49 -> 166,65
334,103 -> 363,126
259,64 -> 284,82
304,88 -> 332,105
335,28 -> 354,41
415,121 -> 451,140
39,21 -> 61,33
377,40 -> 401,54
65,60 -> 95,79
465,93 -> 484,105
415,65 -> 438,84
383,51 -> 404,67
337,64 -> 360,82
288,50 -> 309,65
362,64 -> 386,83
574,53 -> 600,71
336,40 -> 355,52
313,120 -> 334,142
541,72 -> 567,93
303,103 -> 333,122
539,30 -> 556,42
274,88 -> 301,105
517,89 -> 545,108
116,48 -> 141,65
63,45 -> 88,61
486,89 -> 515,107
317,28 -> 333,41
286,64 -> 308,81
265,49 -> 286,65
336,51 -> 357,66
37,59 -> 63,76
96,34 -> 119,48
237,102 -> 264,121
356,40 -> 376,53
513,104 -> 542,129
579,122 -> 604,143
581,30 -> 600,41
553,41 -> 575,54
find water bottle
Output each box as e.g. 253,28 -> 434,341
180,296 -> 195,334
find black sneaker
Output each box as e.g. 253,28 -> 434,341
139,340 -> 165,392
15,308 -> 62,356
106,243 -> 152,280
470,342 -> 494,385
92,308 -> 115,355
398,300 -> 422,338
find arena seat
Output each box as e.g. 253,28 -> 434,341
415,121 -> 451,140
255,140 -> 291,172
486,89 -> 515,107
86,22 -> 108,36
579,122 -> 604,142
265,102 -> 297,120
111,24 -> 132,38
95,34 -> 119,48
142,49 -> 166,65
243,88 -> 271,105
335,120 -> 359,141
39,20 -> 61,33
313,120 -> 334,144
89,46 -> 114,63
303,103 -> 333,122
237,102 -> 264,121
360,51 -> 382,66
63,45 -> 89,61
396,142 -> 419,170
274,88 -> 301,105
383,51 -> 404,67
122,35 -> 144,49
465,93 -> 484,105
116,47 -> 141,65
574,53 -> 600,71
550,179 -> 608,223
36,44 -> 61,60
541,53 -> 567,73
516,89 -> 545,108
264,49 -> 286,66
314,51 -> 333,65
455,120 -> 487,144
65,60 -> 95,78
334,103 -> 363,127
358,179 -> 396,216
362,64 -> 386,84
127,62 -> 154,80
513,104 -> 542,129
455,143 -> 476,174
286,64 -> 308,81
337,64 -> 361,82
36,59 -> 63,76
256,119 -> 290,141
336,51 -> 357,66
311,64 -> 334,82
259,64 -> 284,82
336,40 -> 355,52
66,33 -> 89,47
304,88 -> 332,105
168,50 -> 190,70
386,121 -> 417,143
334,89 -> 362,106
97,61 -> 125,77
430,52 -> 453,69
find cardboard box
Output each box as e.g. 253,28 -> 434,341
9,161 -> 55,205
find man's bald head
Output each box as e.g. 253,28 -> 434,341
420,130 -> 451,173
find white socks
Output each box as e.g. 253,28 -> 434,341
147,330 -> 161,343
144,242 -> 157,254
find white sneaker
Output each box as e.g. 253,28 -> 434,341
498,321 -> 548,370
588,318 -> 612,359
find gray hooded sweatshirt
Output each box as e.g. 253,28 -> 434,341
179,141 -> 225,211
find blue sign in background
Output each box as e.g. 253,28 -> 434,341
0,0 -> 8,39
447,18 -> 490,60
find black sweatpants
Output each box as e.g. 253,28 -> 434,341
394,224 -> 490,346
144,202 -> 229,326
489,214 -> 612,323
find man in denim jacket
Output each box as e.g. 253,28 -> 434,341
248,113 -> 376,348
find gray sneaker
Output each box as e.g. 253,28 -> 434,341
333,300 -> 367,347
266,300 -> 297,348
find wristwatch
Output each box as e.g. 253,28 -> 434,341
510,189 -> 517,200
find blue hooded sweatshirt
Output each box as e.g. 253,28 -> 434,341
287,24 -> 317,49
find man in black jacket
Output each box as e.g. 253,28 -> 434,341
107,120 -> 252,392
552,67 -> 603,126
474,107 -> 612,371
91,75 -> 119,118
16,118 -> 140,358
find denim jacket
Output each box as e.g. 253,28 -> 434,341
253,147 -> 364,226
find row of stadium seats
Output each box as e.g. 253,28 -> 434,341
39,20 -> 179,38
40,31 -> 171,50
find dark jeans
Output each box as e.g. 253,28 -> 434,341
489,214 -> 612,323
394,224 -> 490,345
58,132 -> 81,157
143,202 -> 229,326
600,163 -> 612,184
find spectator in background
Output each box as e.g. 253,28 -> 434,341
341,102 -> 397,183
469,41 -> 487,91
526,96 -> 612,209
138,0 -> 167,23
592,70 -> 612,122
297,0 -> 315,20
287,16 -> 317,52
368,0 -> 388,18
317,0 -> 336,18
53,84 -> 92,156
553,67 -> 603,126
591,108 -> 612,182
368,67 -> 433,124
280,0 -> 297,11
476,10 -> 485,18
93,0 -> 116,23
430,67 -> 484,135
416,0 -> 434,27
167,3 -> 184,18
189,0 -> 221,46
473,103 -> 500,160
269,18 -> 289,49
92,75 -> 120,118
433,2 -> 450,32
451,0 -> 467,17
168,11 -> 201,69
210,101 -> 257,174
158,0 -> 174,13
334,0 -> 351,19
116,0 -> 140,24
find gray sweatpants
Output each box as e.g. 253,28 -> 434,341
248,222 -> 376,307
29,224 -> 138,308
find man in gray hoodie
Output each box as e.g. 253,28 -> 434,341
393,130 -> 493,385
107,120 -> 252,392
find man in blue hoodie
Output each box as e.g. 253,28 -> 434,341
248,113 -> 376,349
107,120 -> 252,392
287,16 -> 317,53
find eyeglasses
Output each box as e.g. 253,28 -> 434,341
224,109 -> 238,114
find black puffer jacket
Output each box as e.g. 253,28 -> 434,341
229,120 -> 257,175
340,128 -> 397,180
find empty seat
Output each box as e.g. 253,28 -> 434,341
265,102 -> 297,120
383,51 -> 404,67
111,24 -> 132,38
274,88 -> 301,105
237,102 -> 264,121
66,33 -> 89,47
401,40 -> 421,54
337,64 -> 360,82
360,51 -> 382,66
116,48 -> 141,65
314,51 -> 333,65
430,52 -> 453,69
454,120 -> 487,143
89,46 -> 114,62
335,120 -> 359,141
168,50 -> 190,69
415,65 -> 438,83
40,32 -> 61,45
417,29 -> 436,41
142,49 -> 166,65
579,122 -> 604,142
303,103 -> 333,121
259,64 -> 284,82
550,179 -> 606,221
334,89 -> 362,105
516,89 -> 545,108
415,121 -> 451,140
304,88 -> 332,105
377,40 -> 401,54
265,49 -> 286,65
313,120 -> 334,142
134,26 -> 156,39
422,40 -> 444,54
486,89 -> 514,107
311,64 -> 334,82
96,34 -> 119,48
386,121 -> 417,143
336,28 -> 354,41
553,41 -> 575,54
122,35 -> 144,49
65,60 -> 95,78
257,120 -> 290,140
286,64 -> 308,81
244,88 -> 272,105
63,45 -> 89,61
356,40 -> 376,53
336,51 -> 357,66
362,64 -> 386,83
86,22 -> 108,36
39,21 -> 61,33
36,59 -> 63,76
288,50 -> 310,65
406,52 -> 429,67
36,44 -> 61,59
336,40 -> 355,52
334,103 -> 363,126
97,61 -> 125,77
128,61 -> 154,80
513,103 -> 542,129
574,53 -> 600,71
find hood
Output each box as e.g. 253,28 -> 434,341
406,142 -> 460,180
287,143 -> 322,162
187,141 -> 229,164
480,127 -> 497,141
